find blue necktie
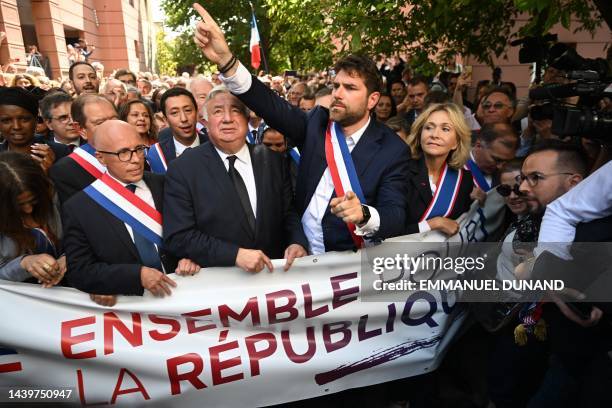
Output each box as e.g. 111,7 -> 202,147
126,184 -> 162,270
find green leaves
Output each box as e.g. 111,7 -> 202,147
160,0 -> 604,73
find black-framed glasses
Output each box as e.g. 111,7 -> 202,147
516,172 -> 574,187
496,183 -> 523,197
98,145 -> 148,162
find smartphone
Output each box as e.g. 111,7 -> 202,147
284,70 -> 297,78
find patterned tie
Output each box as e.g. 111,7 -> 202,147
227,156 -> 256,233
125,184 -> 162,270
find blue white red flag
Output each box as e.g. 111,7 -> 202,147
250,11 -> 261,70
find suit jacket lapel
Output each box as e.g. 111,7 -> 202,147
161,136 -> 177,163
204,143 -> 255,240
143,173 -> 163,212
350,121 -> 382,181
250,145 -> 264,240
410,157 -> 433,207
98,203 -> 140,259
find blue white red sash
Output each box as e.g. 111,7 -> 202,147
289,147 -> 300,165
68,143 -> 104,178
145,142 -> 168,174
83,173 -> 162,245
325,121 -> 366,248
246,130 -> 256,144
419,163 -> 463,222
464,159 -> 491,192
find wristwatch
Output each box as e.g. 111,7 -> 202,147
360,205 -> 371,225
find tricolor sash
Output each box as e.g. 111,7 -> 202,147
145,142 -> 168,174
68,143 -> 104,179
419,163 -> 463,222
246,131 -> 256,144
83,173 -> 162,245
464,159 -> 491,192
324,121 -> 366,248
289,147 -> 300,165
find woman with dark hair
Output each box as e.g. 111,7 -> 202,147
0,152 -> 64,286
119,99 -> 158,145
374,93 -> 397,122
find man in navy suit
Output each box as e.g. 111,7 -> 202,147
153,87 -> 208,170
192,4 -> 409,254
163,87 -> 308,273
63,121 -> 200,306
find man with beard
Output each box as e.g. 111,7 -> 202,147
69,62 -> 100,96
192,4 -> 409,254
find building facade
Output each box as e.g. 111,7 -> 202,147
0,0 -> 156,79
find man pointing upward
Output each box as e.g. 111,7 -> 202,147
192,4 -> 409,254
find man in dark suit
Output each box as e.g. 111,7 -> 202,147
163,87 -> 308,273
63,120 -> 200,306
151,88 -> 208,169
192,5 -> 409,255
49,95 -> 119,204
0,87 -> 70,173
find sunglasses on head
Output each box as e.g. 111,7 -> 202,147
496,183 -> 522,197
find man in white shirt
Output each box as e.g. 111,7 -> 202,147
191,5 -> 410,254
63,120 -> 201,306
40,92 -> 82,149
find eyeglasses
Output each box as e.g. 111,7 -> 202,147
496,183 -> 523,197
51,114 -> 73,124
516,172 -> 575,187
481,101 -> 510,110
98,145 -> 148,162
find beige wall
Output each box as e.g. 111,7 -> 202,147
0,0 -> 155,79
463,16 -> 611,100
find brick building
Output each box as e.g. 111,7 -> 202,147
0,0 -> 156,79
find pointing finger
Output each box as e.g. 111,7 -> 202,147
193,3 -> 214,25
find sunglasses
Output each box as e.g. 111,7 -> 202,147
496,183 -> 523,197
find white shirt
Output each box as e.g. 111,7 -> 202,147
535,160 -> 612,260
54,137 -> 80,148
222,63 -> 380,254
174,135 -> 200,157
214,143 -> 257,217
106,173 -> 163,270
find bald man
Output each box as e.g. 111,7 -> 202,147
63,120 -> 200,306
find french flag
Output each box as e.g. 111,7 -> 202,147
250,11 -> 261,70
0,347 -> 22,373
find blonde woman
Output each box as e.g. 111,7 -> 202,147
404,103 -> 474,235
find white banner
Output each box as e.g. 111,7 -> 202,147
0,197 -> 503,407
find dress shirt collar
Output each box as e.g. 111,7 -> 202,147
342,117 -> 370,148
106,171 -> 147,190
214,142 -> 251,166
54,137 -> 80,148
174,135 -> 200,157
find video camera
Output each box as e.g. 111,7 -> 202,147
527,43 -> 611,142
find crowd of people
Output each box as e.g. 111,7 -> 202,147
1,5 -> 611,406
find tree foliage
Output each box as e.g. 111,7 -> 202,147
160,0 -> 605,74
155,30 -> 177,76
